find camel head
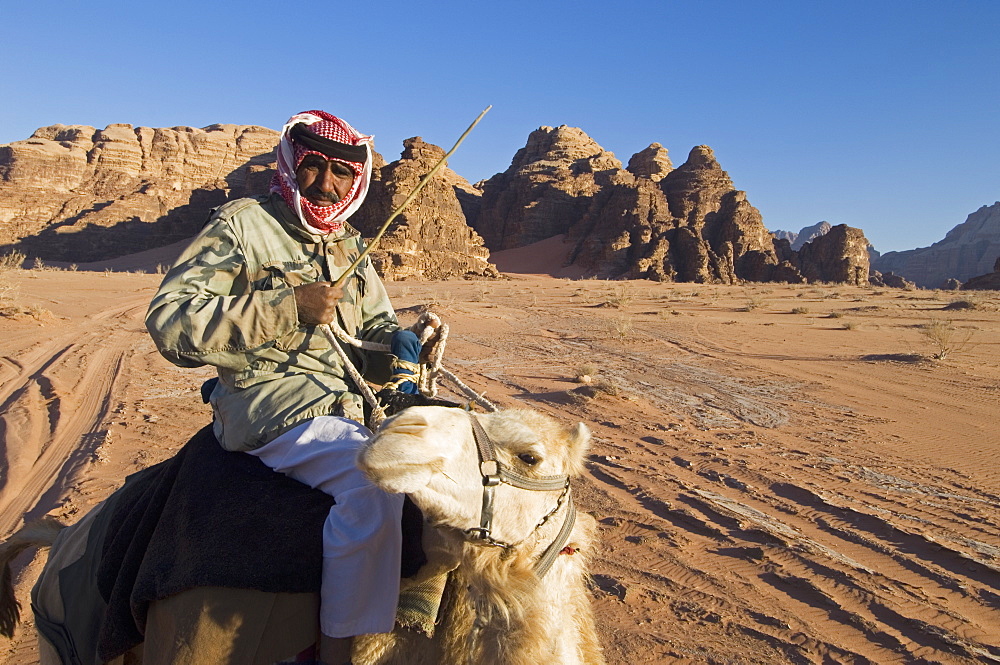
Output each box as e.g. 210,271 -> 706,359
358,406 -> 591,549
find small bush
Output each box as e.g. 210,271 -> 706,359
0,250 -> 26,271
944,297 -> 982,311
609,314 -> 634,341
919,320 -> 974,360
842,321 -> 858,330
573,364 -> 598,384
32,257 -> 45,270
606,283 -> 634,309
791,307 -> 809,314
742,294 -> 766,311
827,311 -> 844,319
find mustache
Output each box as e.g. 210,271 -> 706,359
303,188 -> 340,203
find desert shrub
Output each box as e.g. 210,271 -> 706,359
0,250 -> 26,271
606,283 -> 634,309
593,377 -> 621,396
919,320 -> 974,360
31,257 -> 45,270
742,293 -> 766,311
791,307 -> 809,314
827,311 -> 844,319
573,364 -> 598,384
842,321 -> 858,330
609,314 -> 634,341
0,280 -> 52,321
944,297 -> 981,311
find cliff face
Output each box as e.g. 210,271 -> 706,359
471,125 -> 622,250
0,123 -> 497,279
796,224 -> 871,286
872,203 -> 1000,288
559,142 -> 807,283
961,256 -> 1000,290
0,123 -> 278,261
350,137 -> 498,280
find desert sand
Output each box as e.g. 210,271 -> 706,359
1,239 -> 998,664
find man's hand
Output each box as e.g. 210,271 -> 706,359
293,282 -> 344,325
410,312 -> 444,363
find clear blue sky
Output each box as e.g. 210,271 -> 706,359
3,0 -> 997,253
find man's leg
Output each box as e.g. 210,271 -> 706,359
247,417 -> 404,644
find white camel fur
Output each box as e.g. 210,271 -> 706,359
0,406 -> 604,665
356,406 -> 603,665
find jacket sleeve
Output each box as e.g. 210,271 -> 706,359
355,252 -> 401,385
145,216 -> 300,370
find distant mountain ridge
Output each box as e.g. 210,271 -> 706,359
771,221 -> 833,251
872,202 -> 1000,288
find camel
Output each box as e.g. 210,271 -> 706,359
1,406 -> 603,665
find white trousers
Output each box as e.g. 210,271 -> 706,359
247,416 -> 404,637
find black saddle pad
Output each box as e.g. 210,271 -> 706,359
96,392 -> 450,661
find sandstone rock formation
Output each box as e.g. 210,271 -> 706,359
471,125 -> 621,250
869,270 -> 916,289
0,124 -> 497,279
942,278 -> 962,290
350,137 -> 498,280
561,143 -> 804,283
961,255 -> 1000,291
796,224 -> 871,286
0,123 -> 278,262
872,202 -> 1000,288
626,143 -> 673,182
658,145 -> 736,229
1,119 -> 877,286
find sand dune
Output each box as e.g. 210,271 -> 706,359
1,264 -> 998,663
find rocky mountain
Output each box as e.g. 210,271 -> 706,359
772,221 -> 833,250
1,119 -> 877,285
476,130 -> 869,285
872,202 -> 1000,288
0,123 -> 495,279
350,137 -> 497,280
0,123 -> 278,261
961,256 -> 1000,291
626,143 -> 673,181
471,125 -> 622,250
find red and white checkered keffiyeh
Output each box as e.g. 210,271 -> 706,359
271,110 -> 373,235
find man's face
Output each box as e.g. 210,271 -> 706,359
295,153 -> 355,207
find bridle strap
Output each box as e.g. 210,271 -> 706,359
466,413 -> 576,577
469,415 -> 568,491
534,496 -> 577,578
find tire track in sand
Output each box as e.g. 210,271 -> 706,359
0,298 -> 148,537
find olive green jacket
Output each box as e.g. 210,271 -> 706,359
145,194 -> 398,451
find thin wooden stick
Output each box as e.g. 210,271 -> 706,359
333,105 -> 492,288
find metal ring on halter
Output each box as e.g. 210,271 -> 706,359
463,413 -> 577,576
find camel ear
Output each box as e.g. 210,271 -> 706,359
566,422 -> 591,472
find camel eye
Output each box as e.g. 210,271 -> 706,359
517,453 -> 539,466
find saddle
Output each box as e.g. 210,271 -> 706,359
47,388 -> 456,663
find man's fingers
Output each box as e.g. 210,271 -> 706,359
293,282 -> 344,324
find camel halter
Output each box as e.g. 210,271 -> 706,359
465,413 -> 577,578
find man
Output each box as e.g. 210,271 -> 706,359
146,110 -> 426,664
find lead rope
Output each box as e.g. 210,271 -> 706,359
320,323 -> 389,429
320,316 -> 496,432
